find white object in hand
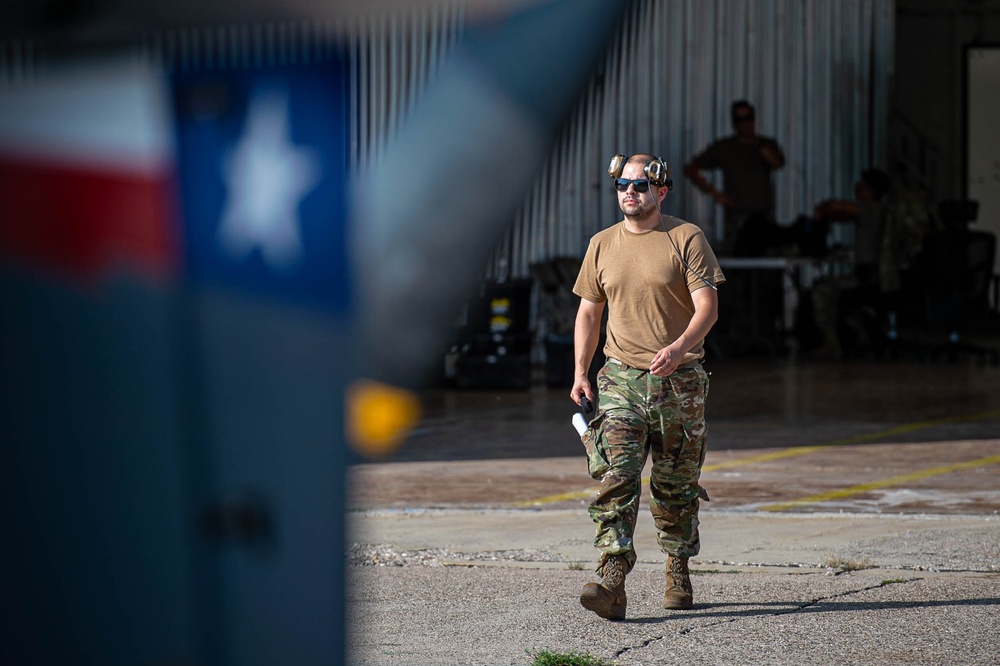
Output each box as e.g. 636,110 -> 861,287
572,413 -> 588,437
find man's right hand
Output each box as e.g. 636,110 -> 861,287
570,379 -> 593,410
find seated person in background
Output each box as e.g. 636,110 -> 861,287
807,168 -> 892,358
814,168 -> 892,289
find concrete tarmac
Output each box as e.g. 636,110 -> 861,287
347,359 -> 1000,665
348,481 -> 999,665
348,509 -> 999,665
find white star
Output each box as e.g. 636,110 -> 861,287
217,87 -> 321,271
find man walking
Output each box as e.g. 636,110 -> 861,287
572,153 -> 725,620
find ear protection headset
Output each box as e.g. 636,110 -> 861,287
607,153 -> 673,190
607,152 -> 716,291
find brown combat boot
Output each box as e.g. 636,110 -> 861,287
579,556 -> 627,620
663,556 -> 693,610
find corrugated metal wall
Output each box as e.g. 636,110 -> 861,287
125,3 -> 468,179
494,0 -> 895,276
2,0 -> 893,275
1,2 -> 468,177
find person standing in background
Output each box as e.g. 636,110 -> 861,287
684,100 -> 785,255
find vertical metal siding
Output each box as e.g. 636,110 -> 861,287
1,0 -> 892,280
133,3 -> 466,182
490,0 -> 894,277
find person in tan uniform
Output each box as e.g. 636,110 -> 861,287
571,153 -> 726,620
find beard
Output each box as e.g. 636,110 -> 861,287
620,195 -> 658,220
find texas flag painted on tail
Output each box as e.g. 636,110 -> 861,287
0,58 -> 350,314
0,63 -> 180,283
171,62 -> 350,313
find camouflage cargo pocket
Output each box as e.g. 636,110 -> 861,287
581,411 -> 611,479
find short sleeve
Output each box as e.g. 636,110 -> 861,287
573,237 -> 606,303
692,140 -> 723,170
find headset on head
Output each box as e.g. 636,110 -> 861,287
606,153 -> 717,290
607,154 -> 673,191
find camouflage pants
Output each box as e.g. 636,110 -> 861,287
581,360 -> 710,574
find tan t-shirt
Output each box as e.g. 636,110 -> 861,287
573,216 -> 726,369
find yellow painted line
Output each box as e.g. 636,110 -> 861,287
515,409 -> 1000,508
759,453 -> 1000,512
704,408 -> 1000,472
515,488 -> 594,506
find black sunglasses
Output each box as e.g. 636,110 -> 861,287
614,178 -> 651,193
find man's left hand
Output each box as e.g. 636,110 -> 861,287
650,346 -> 683,376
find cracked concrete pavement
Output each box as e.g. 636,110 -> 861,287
347,503 -> 1000,664
346,361 -> 1000,664
348,564 -> 999,665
